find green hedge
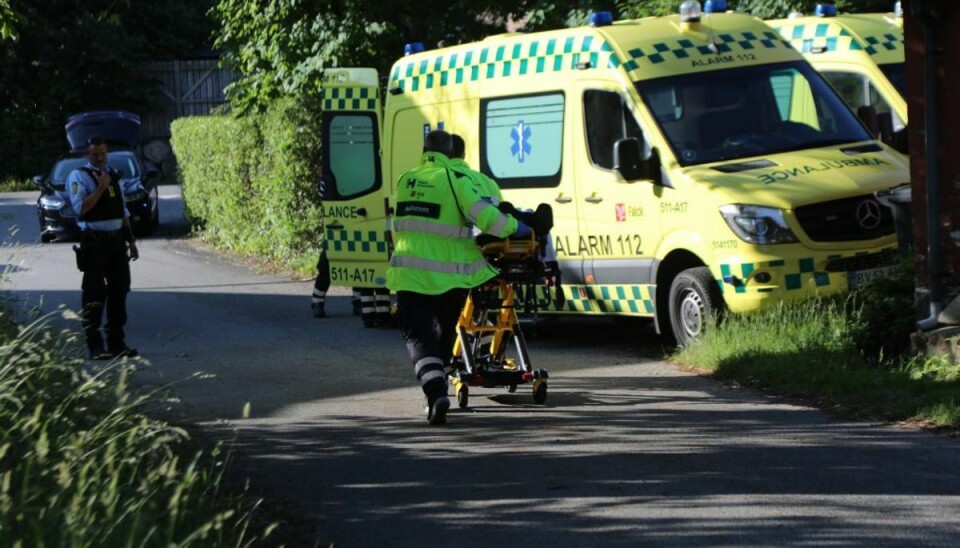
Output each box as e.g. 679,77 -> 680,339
170,97 -> 324,266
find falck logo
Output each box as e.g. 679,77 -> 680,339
511,120 -> 532,163
856,199 -> 883,230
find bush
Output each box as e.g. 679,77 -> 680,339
170,96 -> 325,267
848,261 -> 917,362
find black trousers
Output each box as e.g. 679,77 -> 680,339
80,232 -> 131,350
312,250 -> 331,306
396,289 -> 467,400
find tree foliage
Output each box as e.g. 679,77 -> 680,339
215,0 -> 899,113
0,0 -> 21,41
0,0 -> 215,179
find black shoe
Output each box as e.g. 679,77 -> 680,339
109,344 -> 139,358
427,395 -> 450,425
311,303 -> 326,318
89,346 -> 112,360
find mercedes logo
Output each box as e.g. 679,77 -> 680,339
856,200 -> 882,230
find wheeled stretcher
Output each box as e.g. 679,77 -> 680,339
449,204 -> 561,409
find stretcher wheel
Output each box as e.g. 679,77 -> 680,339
457,385 -> 469,409
532,380 -> 547,404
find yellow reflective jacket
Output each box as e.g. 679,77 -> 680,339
449,158 -> 504,205
387,152 -> 518,294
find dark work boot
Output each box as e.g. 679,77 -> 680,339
108,343 -> 139,358
426,395 -> 450,425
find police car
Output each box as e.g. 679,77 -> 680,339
33,111 -> 160,242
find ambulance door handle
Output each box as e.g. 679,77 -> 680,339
327,221 -> 344,230
356,207 -> 367,217
554,195 -> 573,204
585,195 -> 603,203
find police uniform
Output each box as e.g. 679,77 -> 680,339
68,163 -> 136,358
388,149 -> 522,424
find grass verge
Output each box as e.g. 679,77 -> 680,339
672,297 -> 960,429
0,309 -> 278,546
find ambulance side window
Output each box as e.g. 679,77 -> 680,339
322,113 -> 381,199
823,71 -> 905,132
583,90 -> 645,170
480,92 -> 564,189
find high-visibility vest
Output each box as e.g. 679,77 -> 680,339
387,152 -> 518,294
449,158 -> 504,205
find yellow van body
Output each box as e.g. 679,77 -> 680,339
770,12 -> 906,127
320,11 -> 909,344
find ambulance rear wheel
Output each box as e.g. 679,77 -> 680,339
668,267 -> 723,348
457,385 -> 469,409
532,381 -> 547,404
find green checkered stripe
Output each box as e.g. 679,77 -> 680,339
720,248 -> 895,294
622,31 -> 790,74
775,23 -> 902,56
862,33 -> 903,55
325,229 -> 388,253
389,35 -> 620,92
322,87 -> 379,111
535,284 -> 657,315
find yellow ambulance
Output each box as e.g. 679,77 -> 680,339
769,3 -> 906,148
318,0 -> 909,345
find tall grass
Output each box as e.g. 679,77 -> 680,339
0,310 -> 276,546
673,297 -> 960,428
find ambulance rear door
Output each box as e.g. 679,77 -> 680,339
320,68 -> 389,289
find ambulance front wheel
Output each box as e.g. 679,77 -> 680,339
667,267 -> 723,348
457,385 -> 469,409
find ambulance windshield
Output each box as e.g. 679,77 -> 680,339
636,61 -> 872,167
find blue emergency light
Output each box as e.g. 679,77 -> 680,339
814,3 -> 838,17
404,42 -> 425,56
589,11 -> 614,27
703,0 -> 727,13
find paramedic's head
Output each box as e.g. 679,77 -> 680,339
424,130 -> 453,156
451,134 -> 466,159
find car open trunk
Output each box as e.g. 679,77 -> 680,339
65,111 -> 140,152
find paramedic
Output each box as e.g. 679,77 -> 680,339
387,130 -> 529,425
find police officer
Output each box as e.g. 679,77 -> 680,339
388,130 -> 529,425
68,136 -> 139,360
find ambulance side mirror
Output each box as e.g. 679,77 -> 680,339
857,105 -> 880,137
615,138 -> 662,184
614,138 -> 644,181
877,111 -> 909,154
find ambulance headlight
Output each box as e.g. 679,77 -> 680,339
679,1 -> 702,23
719,204 -> 799,244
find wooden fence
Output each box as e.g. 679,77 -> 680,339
142,59 -> 236,140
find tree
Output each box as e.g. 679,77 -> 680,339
0,0 -> 215,179
0,0 -> 21,41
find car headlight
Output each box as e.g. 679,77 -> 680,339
719,204 -> 799,244
125,189 -> 148,202
40,195 -> 66,209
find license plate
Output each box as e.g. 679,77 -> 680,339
848,266 -> 897,288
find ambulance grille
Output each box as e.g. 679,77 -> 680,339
794,195 -> 895,242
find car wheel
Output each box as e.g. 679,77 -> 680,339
667,267 -> 724,348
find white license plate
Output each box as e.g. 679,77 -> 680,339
848,266 -> 897,288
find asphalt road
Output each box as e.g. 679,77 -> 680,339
2,188 -> 959,547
